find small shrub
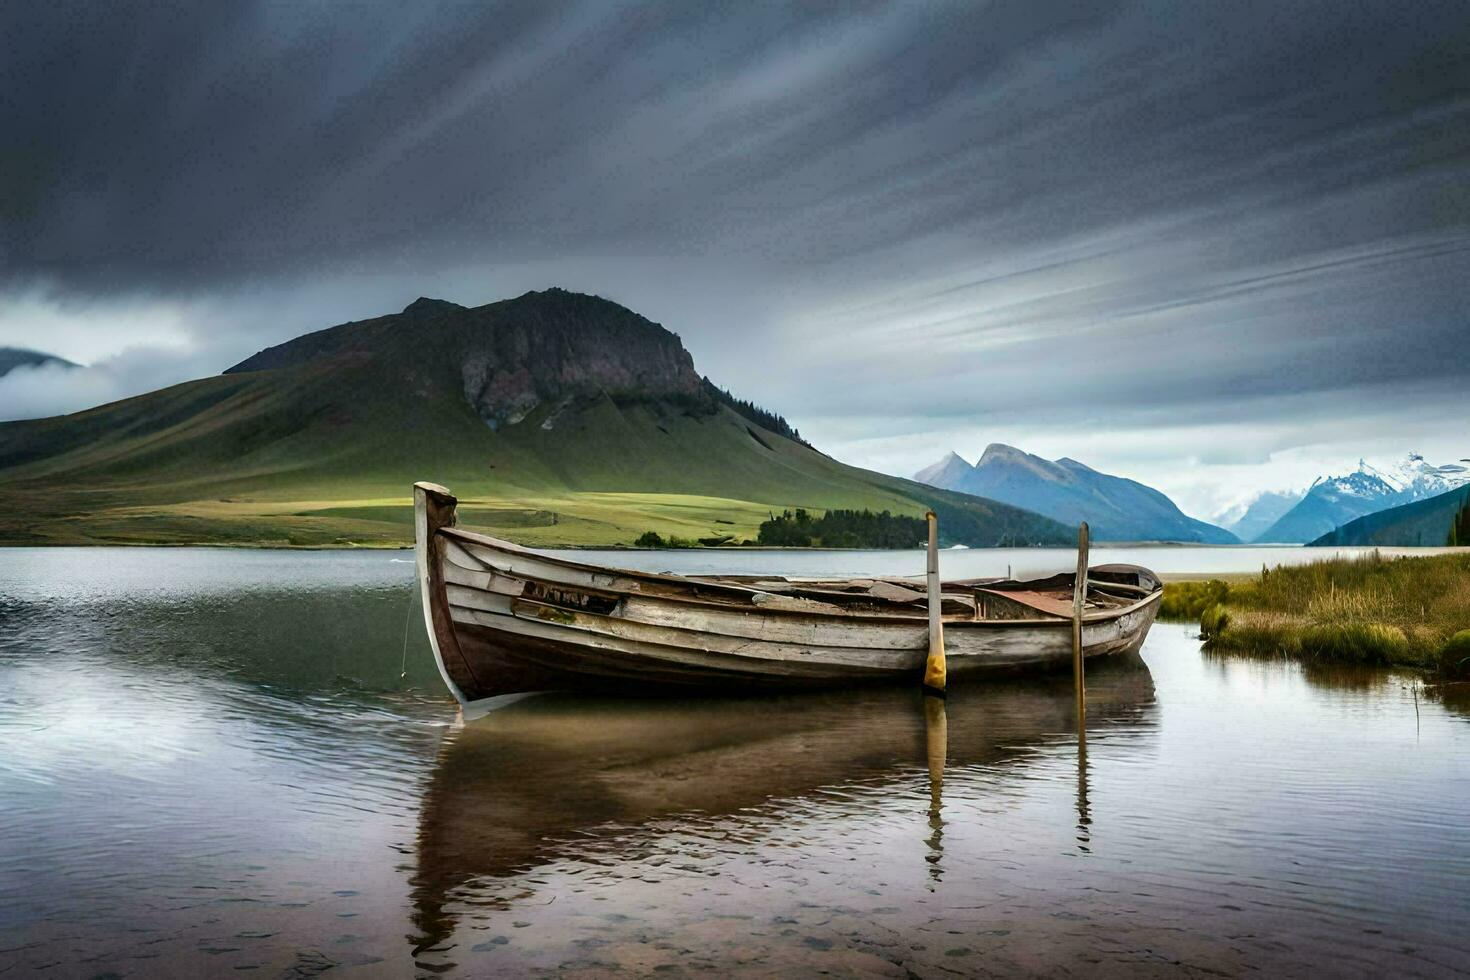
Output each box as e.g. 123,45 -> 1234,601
1298,622 -> 1409,666
1199,603 -> 1230,640
633,531 -> 665,547
1439,630 -> 1470,679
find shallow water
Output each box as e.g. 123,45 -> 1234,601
1,547 -> 1467,977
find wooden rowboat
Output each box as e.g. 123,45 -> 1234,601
413,482 -> 1162,709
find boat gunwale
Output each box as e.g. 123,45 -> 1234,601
438,525 -> 1163,628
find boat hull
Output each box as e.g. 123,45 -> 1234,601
413,482 -> 1162,707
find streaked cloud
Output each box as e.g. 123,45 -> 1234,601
2,0 -> 1467,504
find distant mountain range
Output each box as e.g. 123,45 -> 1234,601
913,445 -> 1238,543
0,347 -> 76,378
4,308 -> 1462,550
1210,489 -> 1304,542
0,289 -> 1070,547
1256,455 -> 1469,543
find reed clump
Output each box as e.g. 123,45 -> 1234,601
1198,602 -> 1230,640
1159,579 -> 1231,620
1441,630 -> 1470,679
1171,552 -> 1470,675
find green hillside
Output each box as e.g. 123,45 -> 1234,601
1309,484 -> 1470,548
0,289 -> 1071,548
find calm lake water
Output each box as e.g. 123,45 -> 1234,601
2,546 -> 1468,977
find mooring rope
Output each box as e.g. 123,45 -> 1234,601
399,581 -> 418,681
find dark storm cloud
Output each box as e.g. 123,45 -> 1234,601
9,0 -> 1463,293
2,0 -> 1468,499
2,0 -> 1114,289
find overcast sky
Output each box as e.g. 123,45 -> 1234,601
3,0 -> 1467,519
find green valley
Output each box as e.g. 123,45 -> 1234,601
0,289 -> 1070,548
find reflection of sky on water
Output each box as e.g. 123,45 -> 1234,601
0,549 -> 1466,976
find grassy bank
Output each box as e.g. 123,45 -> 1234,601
1160,552 -> 1470,676
0,489 -> 792,548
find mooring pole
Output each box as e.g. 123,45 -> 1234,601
923,511 -> 947,697
923,692 -> 947,884
1072,522 -> 1089,737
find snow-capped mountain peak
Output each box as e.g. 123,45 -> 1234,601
1331,454 -> 1467,500
1377,452 -> 1469,497
1256,452 -> 1470,542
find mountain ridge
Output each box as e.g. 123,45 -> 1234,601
1308,483 -> 1470,547
0,347 -> 78,378
913,443 -> 1238,543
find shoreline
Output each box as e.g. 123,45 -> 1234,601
1160,552 -> 1470,677
3,538 -> 1464,557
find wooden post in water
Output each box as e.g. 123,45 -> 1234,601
923,693 -> 947,883
1072,522 -> 1089,737
923,511 -> 947,696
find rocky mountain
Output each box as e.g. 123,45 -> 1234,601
226,292 -> 709,431
0,289 -> 1070,547
914,451 -> 975,490
0,347 -> 76,378
1258,455 -> 1470,543
1309,484 -> 1470,547
913,444 -> 1238,543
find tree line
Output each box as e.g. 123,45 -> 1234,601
703,380 -> 808,445
757,508 -> 927,548
1448,493 -> 1470,546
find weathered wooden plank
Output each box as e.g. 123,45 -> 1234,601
455,595 -> 923,667
618,595 -> 927,649
450,605 -> 900,679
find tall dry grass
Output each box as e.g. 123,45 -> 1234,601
1162,552 -> 1470,674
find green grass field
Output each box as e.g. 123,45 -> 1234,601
0,486 -> 824,548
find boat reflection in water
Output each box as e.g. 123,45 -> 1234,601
409,652 -> 1155,961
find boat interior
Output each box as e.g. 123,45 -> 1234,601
671,565 -> 1160,622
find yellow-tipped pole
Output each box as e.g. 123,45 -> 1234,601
923,511 -> 947,696
1072,521 -> 1089,738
